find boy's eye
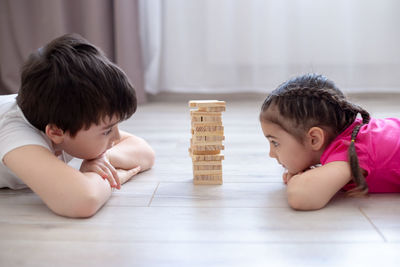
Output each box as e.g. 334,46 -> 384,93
103,128 -> 113,136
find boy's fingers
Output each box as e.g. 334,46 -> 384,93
130,166 -> 141,175
100,165 -> 118,188
99,161 -> 119,188
103,173 -> 115,188
124,166 -> 141,179
107,164 -> 120,189
102,160 -> 120,188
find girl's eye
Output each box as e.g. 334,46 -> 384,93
103,128 -> 112,136
271,140 -> 279,147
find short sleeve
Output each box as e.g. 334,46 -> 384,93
0,107 -> 52,164
320,118 -> 371,177
320,139 -> 350,165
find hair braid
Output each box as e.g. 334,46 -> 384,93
345,104 -> 370,196
277,86 -> 351,135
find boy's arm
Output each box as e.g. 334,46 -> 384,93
106,130 -> 155,171
286,161 -> 352,210
3,145 -> 113,218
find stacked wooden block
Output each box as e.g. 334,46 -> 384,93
188,100 -> 226,185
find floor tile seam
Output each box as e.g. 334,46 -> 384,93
359,207 -> 387,242
147,182 -> 160,207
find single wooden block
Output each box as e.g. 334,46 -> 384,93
189,100 -> 226,108
190,144 -> 224,152
198,106 -> 226,112
193,174 -> 223,185
192,136 -> 225,142
192,125 -> 224,132
189,100 -> 226,112
191,110 -> 222,118
191,121 -> 223,127
191,130 -> 224,136
190,154 -> 225,161
193,169 -> 222,175
190,110 -> 222,116
190,139 -> 223,146
191,115 -> 222,123
191,150 -> 221,155
192,164 -> 222,171
192,160 -> 222,166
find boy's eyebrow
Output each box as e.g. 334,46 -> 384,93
102,121 -> 118,130
266,134 -> 277,139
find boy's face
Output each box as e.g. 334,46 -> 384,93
59,116 -> 121,160
260,120 -> 317,175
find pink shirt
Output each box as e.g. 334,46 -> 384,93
320,118 -> 400,193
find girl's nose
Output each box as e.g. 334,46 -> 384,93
269,148 -> 276,159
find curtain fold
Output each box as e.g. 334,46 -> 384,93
0,0 -> 147,103
114,0 -> 146,103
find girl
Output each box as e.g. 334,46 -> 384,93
259,73 -> 400,210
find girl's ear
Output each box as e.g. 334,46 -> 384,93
45,124 -> 65,144
306,127 -> 326,151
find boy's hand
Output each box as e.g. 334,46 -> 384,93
80,153 -> 120,189
116,166 -> 141,185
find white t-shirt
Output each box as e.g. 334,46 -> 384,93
0,94 -> 72,189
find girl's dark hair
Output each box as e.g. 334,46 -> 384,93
260,73 -> 370,196
17,33 -> 137,137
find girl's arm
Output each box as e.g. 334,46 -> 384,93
107,130 -> 155,171
286,161 -> 352,210
3,145 -> 137,218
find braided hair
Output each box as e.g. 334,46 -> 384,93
260,74 -> 370,196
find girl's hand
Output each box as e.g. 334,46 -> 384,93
80,153 -> 120,189
283,171 -> 294,184
283,170 -> 303,184
116,166 -> 141,185
283,165 -> 320,184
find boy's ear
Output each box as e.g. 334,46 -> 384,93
306,127 -> 326,151
45,124 -> 65,144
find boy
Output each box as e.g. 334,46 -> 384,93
0,34 -> 155,218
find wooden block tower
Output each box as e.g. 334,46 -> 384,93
188,100 -> 226,184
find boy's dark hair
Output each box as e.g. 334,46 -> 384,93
260,73 -> 370,196
17,33 -> 137,137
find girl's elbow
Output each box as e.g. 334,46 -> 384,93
287,189 -> 327,211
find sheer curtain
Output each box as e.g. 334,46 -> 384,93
139,0 -> 400,94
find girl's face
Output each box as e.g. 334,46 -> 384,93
57,116 -> 121,160
260,120 -> 319,175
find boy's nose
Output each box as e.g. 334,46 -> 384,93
108,126 -> 120,149
112,127 -> 121,141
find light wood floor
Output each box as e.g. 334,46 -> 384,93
2,94 -> 400,267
